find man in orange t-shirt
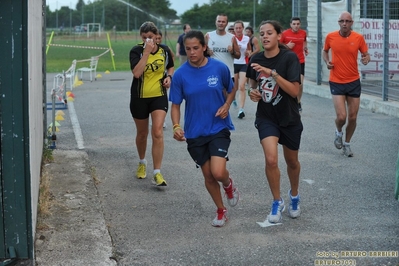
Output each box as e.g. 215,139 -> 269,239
281,17 -> 308,112
323,11 -> 370,157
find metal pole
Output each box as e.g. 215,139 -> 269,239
102,4 -> 105,30
127,0 -> 130,32
43,0 -> 47,142
70,3 -> 72,34
56,1 -> 58,29
347,0 -> 352,13
82,4 -> 84,25
317,0 -> 322,85
362,0 -> 367,18
382,0 -> 389,101
93,1 -> 95,24
253,0 -> 255,27
292,0 -> 299,17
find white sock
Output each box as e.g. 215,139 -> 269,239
154,169 -> 160,175
139,159 -> 147,165
344,142 -> 350,146
335,129 -> 343,137
291,193 -> 299,199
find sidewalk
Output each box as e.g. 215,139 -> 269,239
35,150 -> 116,265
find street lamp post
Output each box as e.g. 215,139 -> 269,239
253,0 -> 256,27
81,4 -> 84,26
127,0 -> 130,31
56,1 -> 58,29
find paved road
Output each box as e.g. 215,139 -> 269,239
46,72 -> 399,265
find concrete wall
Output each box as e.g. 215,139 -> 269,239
28,0 -> 44,242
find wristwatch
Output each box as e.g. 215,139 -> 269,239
271,69 -> 279,79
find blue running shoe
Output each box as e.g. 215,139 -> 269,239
288,190 -> 301,218
268,198 -> 285,223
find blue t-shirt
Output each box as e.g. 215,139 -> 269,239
169,58 -> 235,139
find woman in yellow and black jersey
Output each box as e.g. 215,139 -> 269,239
129,21 -> 174,186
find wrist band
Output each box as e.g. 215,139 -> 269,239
271,69 -> 279,79
173,126 -> 182,133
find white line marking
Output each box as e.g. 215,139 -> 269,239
68,101 -> 85,149
256,219 -> 282,228
303,179 -> 315,185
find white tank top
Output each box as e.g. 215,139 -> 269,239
234,35 -> 250,65
207,30 -> 235,77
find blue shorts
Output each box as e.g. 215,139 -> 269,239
186,128 -> 231,166
329,79 -> 361,98
255,118 -> 303,150
130,95 -> 168,119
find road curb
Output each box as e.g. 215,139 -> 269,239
304,80 -> 399,118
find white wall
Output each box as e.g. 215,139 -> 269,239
28,0 -> 44,244
306,0 -> 362,83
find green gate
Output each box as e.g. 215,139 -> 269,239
0,0 -> 33,262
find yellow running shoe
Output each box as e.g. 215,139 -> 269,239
136,162 -> 147,179
153,172 -> 167,186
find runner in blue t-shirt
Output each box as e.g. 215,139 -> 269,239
169,30 -> 240,227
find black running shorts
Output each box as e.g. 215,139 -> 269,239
329,79 -> 361,98
186,128 -> 231,167
234,64 -> 248,74
300,63 -> 305,75
255,118 -> 303,150
130,95 -> 168,119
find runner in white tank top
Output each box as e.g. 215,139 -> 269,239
205,14 -> 241,78
233,21 -> 251,119
234,34 -> 250,65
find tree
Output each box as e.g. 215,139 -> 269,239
45,0 -> 293,31
45,0 -> 186,30
257,0 -> 292,29
76,0 -> 85,11
181,0 -> 292,29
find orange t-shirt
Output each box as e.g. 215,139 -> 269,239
323,30 -> 368,83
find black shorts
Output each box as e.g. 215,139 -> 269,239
329,79 -> 361,98
300,63 -> 305,75
186,128 -> 231,166
255,118 -> 303,150
130,95 -> 168,119
234,64 -> 247,74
